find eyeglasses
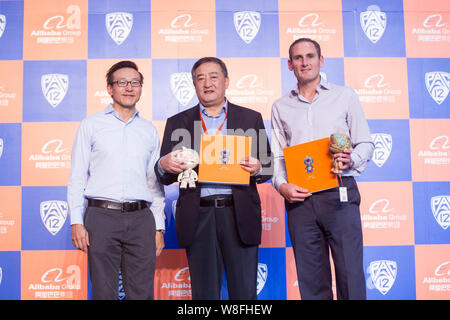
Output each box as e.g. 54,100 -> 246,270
110,80 -> 142,87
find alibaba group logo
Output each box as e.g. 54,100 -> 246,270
369,199 -> 395,214
423,14 -> 447,28
364,73 -> 389,88
41,139 -> 67,154
42,5 -> 81,30
429,135 -> 450,150
435,261 -> 450,276
170,14 -> 197,28
236,74 -> 262,89
298,13 -> 323,27
174,266 -> 190,282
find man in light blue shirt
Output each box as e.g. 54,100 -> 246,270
67,61 -> 165,300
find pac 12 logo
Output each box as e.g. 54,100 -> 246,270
431,196 -> 450,230
0,14 -> 5,39
234,11 -> 261,44
169,72 -> 195,107
105,12 -> 133,46
360,5 -> 386,44
257,263 -> 268,295
425,71 -> 450,105
366,259 -> 397,295
41,74 -> 69,108
371,133 -> 392,168
40,200 -> 68,236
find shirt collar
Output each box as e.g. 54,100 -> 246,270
290,75 -> 330,98
105,104 -> 140,121
199,99 -> 228,118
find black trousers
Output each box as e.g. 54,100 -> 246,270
286,177 -> 366,300
185,202 -> 258,300
84,206 -> 156,300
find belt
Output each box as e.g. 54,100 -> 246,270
200,195 -> 234,209
87,198 -> 148,212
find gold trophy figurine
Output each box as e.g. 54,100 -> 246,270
329,132 -> 352,174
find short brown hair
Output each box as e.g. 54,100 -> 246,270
289,38 -> 322,60
106,60 -> 143,85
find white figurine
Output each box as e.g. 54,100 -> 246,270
176,147 -> 199,189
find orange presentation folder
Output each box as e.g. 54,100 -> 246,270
198,134 -> 251,185
283,137 -> 338,193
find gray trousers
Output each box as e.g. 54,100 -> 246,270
84,206 -> 156,300
286,176 -> 366,300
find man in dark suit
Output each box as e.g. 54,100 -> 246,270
155,57 -> 272,300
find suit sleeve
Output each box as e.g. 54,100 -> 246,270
154,118 -> 180,185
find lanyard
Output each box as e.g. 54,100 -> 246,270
199,105 -> 228,135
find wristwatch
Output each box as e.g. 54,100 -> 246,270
156,229 -> 165,234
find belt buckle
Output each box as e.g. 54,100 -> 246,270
214,198 -> 225,209
122,202 -> 132,212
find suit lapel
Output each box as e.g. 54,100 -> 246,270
226,102 -> 239,131
188,104 -> 202,153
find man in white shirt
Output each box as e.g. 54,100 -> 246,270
271,38 -> 374,299
68,61 -> 165,300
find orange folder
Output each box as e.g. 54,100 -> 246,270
198,134 -> 251,185
283,137 -> 338,193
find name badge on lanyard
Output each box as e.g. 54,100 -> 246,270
339,187 -> 348,202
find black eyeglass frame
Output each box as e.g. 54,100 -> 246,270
110,80 -> 143,87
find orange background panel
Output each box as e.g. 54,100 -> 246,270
224,58 -> 281,121
410,119 -> 450,181
358,181 -> 415,246
0,186 -> 21,251
404,0 -> 450,58
415,245 -> 450,300
151,0 -> 216,58
278,0 -> 343,57
21,250 -> 87,300
258,183 -> 286,248
154,249 -> 191,300
344,57 -> 410,119
0,61 -> 23,123
21,122 -> 78,186
23,0 -> 88,60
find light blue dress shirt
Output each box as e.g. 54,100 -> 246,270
67,104 -> 165,229
198,102 -> 233,198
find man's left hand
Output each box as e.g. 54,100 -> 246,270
155,231 -> 165,256
332,149 -> 353,170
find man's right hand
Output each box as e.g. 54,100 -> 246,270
71,224 -> 90,253
159,149 -> 190,174
279,183 -> 312,203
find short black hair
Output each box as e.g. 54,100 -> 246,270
191,57 -> 228,79
289,38 -> 322,60
106,60 -> 143,85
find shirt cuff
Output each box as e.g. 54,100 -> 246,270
69,210 -> 84,225
156,159 -> 166,176
152,210 -> 166,230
